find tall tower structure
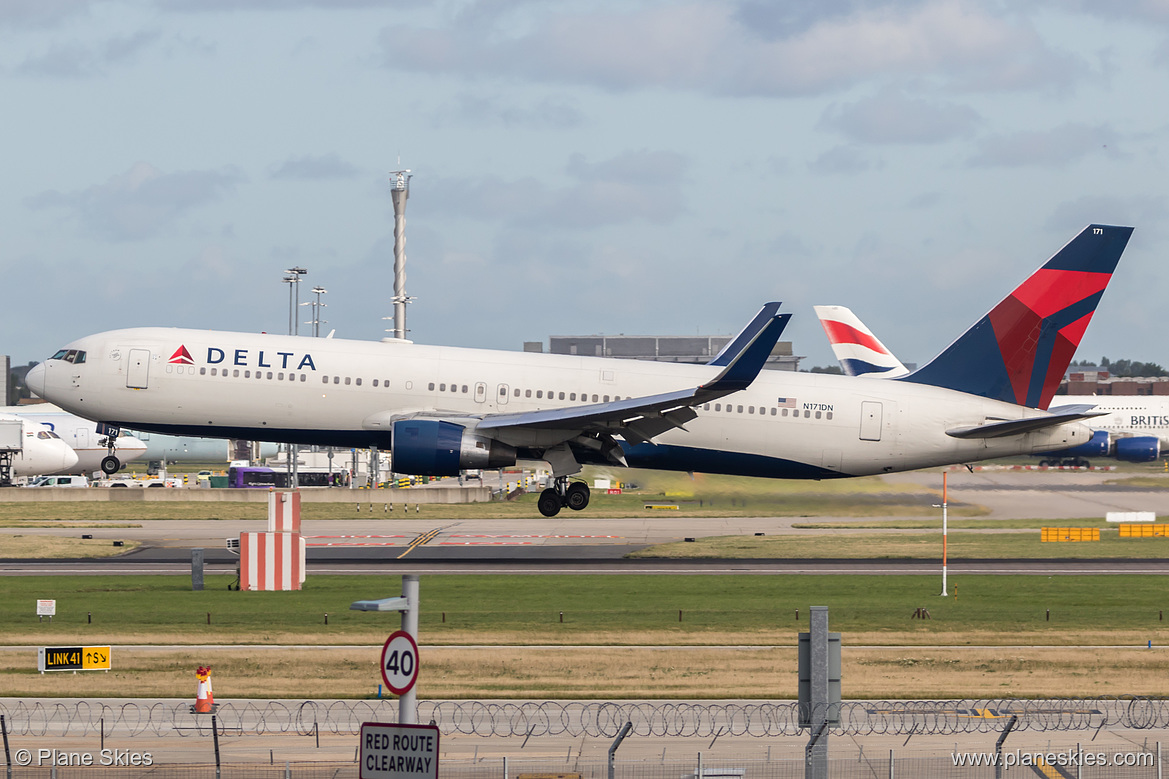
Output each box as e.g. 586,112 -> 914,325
389,169 -> 413,340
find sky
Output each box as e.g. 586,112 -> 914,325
4,0 -> 1169,372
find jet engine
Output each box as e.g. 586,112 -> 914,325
390,419 -> 517,476
1115,436 -> 1161,463
1038,430 -> 1110,459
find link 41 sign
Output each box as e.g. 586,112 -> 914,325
359,722 -> 438,779
380,630 -> 418,695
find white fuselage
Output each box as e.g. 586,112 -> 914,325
1,415 -> 79,476
1,405 -> 147,473
1060,395 -> 1169,447
27,327 -> 1095,479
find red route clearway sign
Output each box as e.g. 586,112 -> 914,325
359,722 -> 439,779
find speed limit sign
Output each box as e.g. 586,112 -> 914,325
380,630 -> 419,695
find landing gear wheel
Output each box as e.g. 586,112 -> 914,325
537,488 -> 563,517
101,456 -> 121,475
565,482 -> 590,511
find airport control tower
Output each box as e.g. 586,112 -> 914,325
389,169 -> 413,340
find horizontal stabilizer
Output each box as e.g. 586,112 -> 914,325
946,405 -> 1104,439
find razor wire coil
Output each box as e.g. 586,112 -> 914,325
1,698 -> 1166,739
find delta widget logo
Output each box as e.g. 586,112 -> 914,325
168,345 -> 195,365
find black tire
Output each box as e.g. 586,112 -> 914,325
565,482 -> 590,511
537,488 -> 562,517
101,456 -> 120,475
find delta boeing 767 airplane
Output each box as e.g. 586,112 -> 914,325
27,225 -> 1132,516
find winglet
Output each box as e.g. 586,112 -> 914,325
708,302 -> 782,366
701,309 -> 790,393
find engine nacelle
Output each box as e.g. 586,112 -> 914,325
1115,436 -> 1161,463
1039,429 -> 1110,459
390,419 -> 517,476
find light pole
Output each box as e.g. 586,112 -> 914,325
282,267 -> 307,489
284,266 -> 308,336
304,286 -> 327,337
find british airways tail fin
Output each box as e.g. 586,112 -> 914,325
902,224 -> 1133,410
813,305 -> 910,378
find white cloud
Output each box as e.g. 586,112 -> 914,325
820,88 -> 980,144
271,153 -> 361,180
377,1 -> 1086,97
968,123 -> 1120,167
25,162 -> 244,241
16,30 -> 160,77
427,149 -> 689,228
0,0 -> 93,29
428,92 -> 585,130
807,145 -> 878,174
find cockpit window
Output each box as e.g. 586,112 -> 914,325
36,430 -> 60,440
49,349 -> 86,364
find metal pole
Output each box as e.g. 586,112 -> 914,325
2,714 -> 12,779
994,715 -> 1017,779
806,606 -> 829,779
400,574 -> 420,725
804,720 -> 828,779
941,471 -> 948,596
212,713 -> 222,779
888,748 -> 893,779
608,721 -> 632,779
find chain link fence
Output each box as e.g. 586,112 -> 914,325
3,753 -> 1165,779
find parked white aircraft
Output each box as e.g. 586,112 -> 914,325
2,415 -> 79,477
26,225 -> 1133,516
1,404 -> 147,474
815,304 -> 1164,465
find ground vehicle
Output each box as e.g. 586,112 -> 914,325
24,475 -> 89,488
227,466 -> 290,488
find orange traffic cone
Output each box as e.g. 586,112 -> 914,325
194,666 -> 213,713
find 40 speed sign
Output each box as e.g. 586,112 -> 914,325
380,630 -> 419,695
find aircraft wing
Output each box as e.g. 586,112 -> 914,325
477,307 -> 790,446
945,404 -> 1106,440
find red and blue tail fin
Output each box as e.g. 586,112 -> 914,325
902,224 -> 1133,410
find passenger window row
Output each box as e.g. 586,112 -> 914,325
702,403 -> 833,421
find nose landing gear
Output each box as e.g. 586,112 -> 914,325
537,478 -> 592,517
98,425 -> 122,475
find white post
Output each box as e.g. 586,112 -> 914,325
941,471 -> 948,597
400,575 -> 420,724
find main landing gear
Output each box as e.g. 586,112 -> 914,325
537,478 -> 591,518
99,426 -> 122,475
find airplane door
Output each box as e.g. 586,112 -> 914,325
859,401 -> 882,441
75,427 -> 90,449
497,383 -> 510,406
126,349 -> 151,389
474,382 -> 487,403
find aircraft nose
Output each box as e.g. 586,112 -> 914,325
59,444 -> 79,472
26,362 -> 46,398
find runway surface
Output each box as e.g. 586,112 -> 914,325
4,468 -> 1169,575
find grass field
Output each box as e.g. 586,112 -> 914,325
6,574 -> 1169,645
0,470 -> 985,522
5,574 -> 1169,699
630,529 -> 1169,558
